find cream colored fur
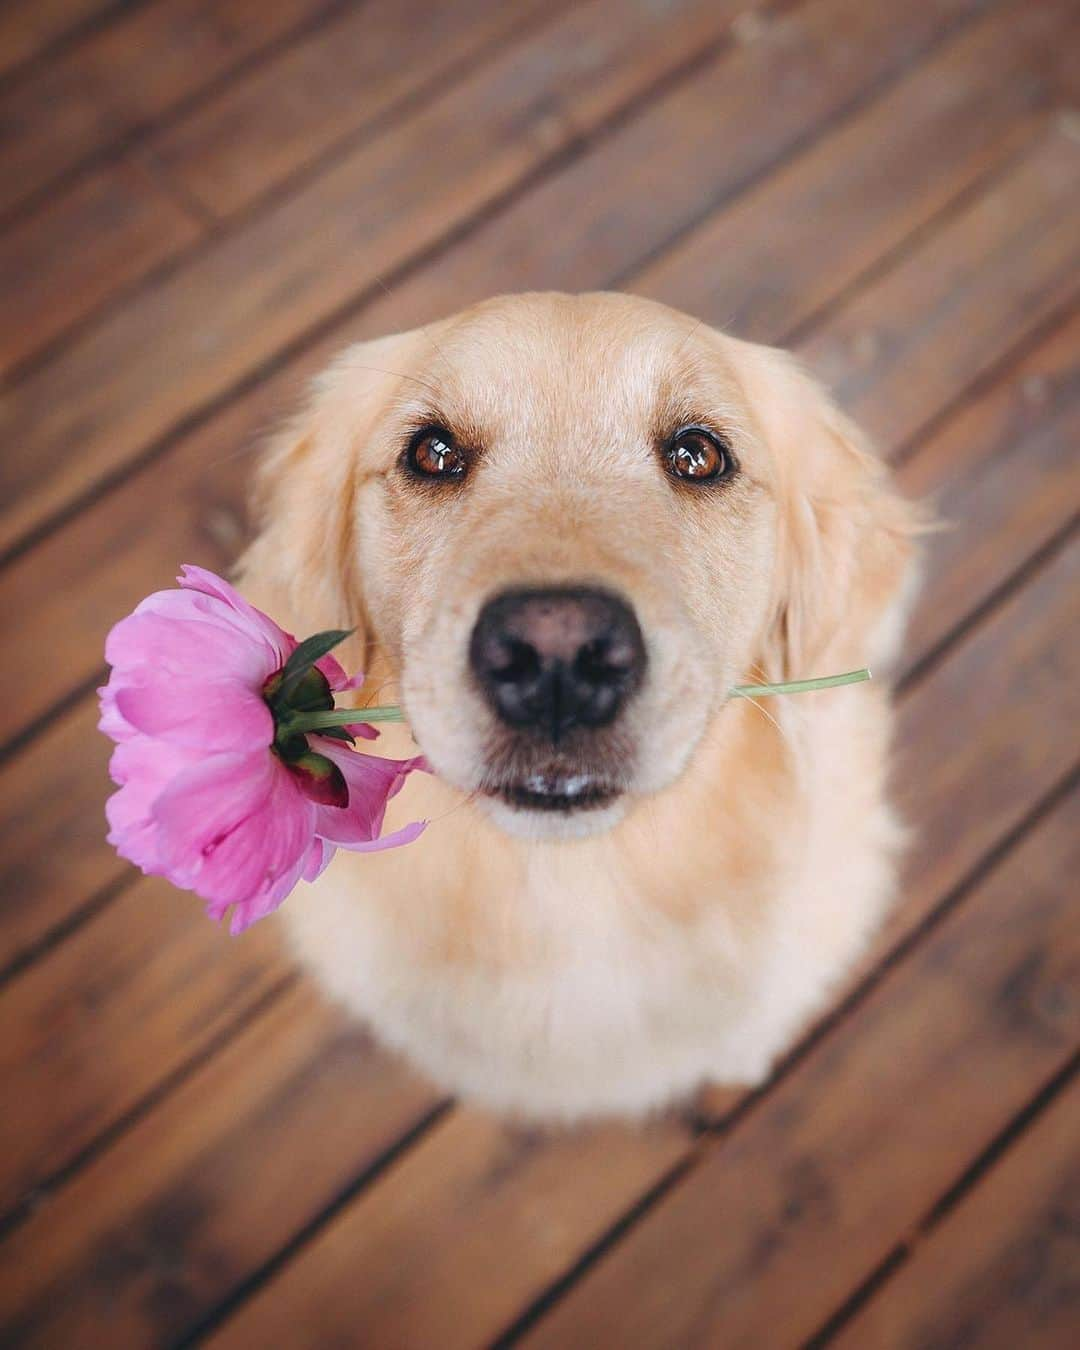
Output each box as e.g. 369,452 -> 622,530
239,292 -> 919,1120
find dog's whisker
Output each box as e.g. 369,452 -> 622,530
673,317 -> 704,359
370,272 -> 455,387
348,362 -> 441,397
427,787 -> 482,826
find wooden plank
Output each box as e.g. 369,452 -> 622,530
517,741 -> 1080,1349
150,0 -> 558,218
329,0 -> 1002,335
0,0 -> 554,378
0,701 -> 117,977
0,0 -> 334,218
0,1054 -> 684,1348
800,121 -> 1080,453
0,876 -> 289,1221
0,0 -> 1045,752
0,984 -> 441,1349
0,0 -> 985,559
206,1110 -> 690,1350
831,1080 -> 1080,1350
0,0 -> 114,82
0,156 -> 202,376
892,535 -> 1079,933
630,0 -> 1078,341
897,307 -> 1080,678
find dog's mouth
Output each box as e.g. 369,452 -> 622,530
485,770 -> 622,813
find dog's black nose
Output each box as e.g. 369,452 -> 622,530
469,587 -> 646,740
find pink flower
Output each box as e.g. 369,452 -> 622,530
100,565 -> 425,933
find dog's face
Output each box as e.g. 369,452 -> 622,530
250,293 -> 913,839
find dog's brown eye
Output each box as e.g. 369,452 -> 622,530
666,427 -> 731,483
407,427 -> 467,479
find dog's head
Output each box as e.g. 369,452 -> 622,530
244,293 -> 915,838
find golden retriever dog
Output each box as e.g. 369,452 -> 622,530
239,291 -> 918,1120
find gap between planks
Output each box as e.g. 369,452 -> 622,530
805,1047 -> 1080,1348
0,0 -> 573,381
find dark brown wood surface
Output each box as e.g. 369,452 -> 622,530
0,1 -> 1075,1346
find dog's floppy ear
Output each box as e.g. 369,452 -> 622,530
733,340 -> 921,681
237,330 -> 430,672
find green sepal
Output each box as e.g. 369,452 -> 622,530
274,629 -> 353,704
284,666 -> 334,714
272,729 -> 310,762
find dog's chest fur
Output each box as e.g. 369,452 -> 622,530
283,694 -> 902,1119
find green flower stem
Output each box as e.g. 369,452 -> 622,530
276,668 -> 871,735
278,705 -> 407,735
730,667 -> 872,698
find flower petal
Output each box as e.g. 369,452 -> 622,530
106,610 -> 277,686
223,850 -> 310,934
115,677 -> 273,752
310,740 -> 427,847
153,751 -> 314,909
331,818 -> 427,853
315,651 -> 362,692
178,564 -> 295,666
301,836 -> 336,883
104,736 -> 203,873
98,681 -> 138,743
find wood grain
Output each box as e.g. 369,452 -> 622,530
0,876 -> 289,1222
831,1077 -> 1080,1350
150,0 -> 558,218
892,535 -> 1078,929
0,0 -> 556,379
630,0 -> 1078,342
0,156 -> 202,376
0,0 -> 984,559
800,121 -> 1080,452
272,0 -> 996,341
897,307 -> 1080,677
0,984 -> 440,1348
0,701 -> 118,976
0,0 -> 334,217
208,1109 -> 691,1350
519,768 -> 1079,1349
0,0 -> 115,82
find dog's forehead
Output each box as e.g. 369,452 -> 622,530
429,294 -> 738,437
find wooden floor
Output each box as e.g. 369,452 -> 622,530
0,0 -> 1077,1345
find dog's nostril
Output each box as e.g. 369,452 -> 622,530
574,636 -> 637,685
469,586 -> 646,740
491,638 -> 541,684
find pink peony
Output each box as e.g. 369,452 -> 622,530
99,565 -> 425,933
